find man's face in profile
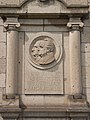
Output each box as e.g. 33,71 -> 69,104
32,39 -> 54,57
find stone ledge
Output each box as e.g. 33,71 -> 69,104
68,95 -> 88,108
0,106 -> 90,119
0,107 -> 21,119
22,107 -> 90,118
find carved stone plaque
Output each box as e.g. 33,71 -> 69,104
29,36 -> 62,69
25,32 -> 63,94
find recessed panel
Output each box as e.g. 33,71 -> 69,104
25,32 -> 64,94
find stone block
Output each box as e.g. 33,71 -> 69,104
81,27 -> 90,43
0,43 -> 6,58
81,43 -> 90,53
82,66 -> 90,76
0,17 -> 3,25
21,95 -> 44,107
67,0 -> 88,7
44,19 -> 68,25
44,96 -> 68,106
82,75 -> 90,87
23,118 -> 68,120
83,87 -> 90,103
44,26 -> 67,32
81,53 -> 90,67
19,19 -> 43,25
84,14 -> 90,27
0,0 -> 19,5
71,118 -> 87,120
0,26 -> 6,42
0,58 -> 6,73
0,74 -> 5,87
20,26 -> 43,32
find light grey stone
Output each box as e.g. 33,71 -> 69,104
18,32 -> 25,94
19,19 -> 43,25
0,74 -> 5,87
82,75 -> 90,87
0,18 -> 3,25
67,0 -> 88,7
81,43 -> 90,53
82,53 -> 90,67
0,0 -> 19,5
25,32 -> 63,94
0,0 -> 89,119
19,0 -> 61,14
63,32 -> 70,94
44,19 -> 68,25
0,26 -> 6,42
44,26 -> 67,32
82,66 -> 90,76
0,114 -> 3,120
81,27 -> 90,43
20,26 -> 43,32
0,43 -> 6,58
71,118 -> 87,120
23,118 -> 69,120
86,88 -> 90,103
0,58 -> 6,73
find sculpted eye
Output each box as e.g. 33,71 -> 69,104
34,46 -> 37,48
40,46 -> 43,48
32,50 -> 34,52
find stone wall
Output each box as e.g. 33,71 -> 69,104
0,0 -> 90,120
0,18 -> 6,103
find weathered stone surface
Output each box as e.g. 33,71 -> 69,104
81,43 -> 90,53
0,27 -> 6,42
82,53 -> 90,67
23,118 -> 69,120
0,115 -> 3,120
19,19 -> 43,25
44,19 -> 68,25
82,66 -> 90,76
82,75 -> 90,87
67,0 -> 88,7
0,59 -> 6,74
84,14 -> 90,27
0,0 -> 19,5
0,74 -> 5,87
63,32 -> 70,94
0,43 -> 6,58
81,27 -> 90,43
25,32 -> 63,94
20,26 -> 43,32
0,0 -> 88,7
0,0 -> 89,119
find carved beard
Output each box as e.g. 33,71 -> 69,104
37,52 -> 55,65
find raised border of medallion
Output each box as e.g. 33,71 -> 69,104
26,32 -> 63,70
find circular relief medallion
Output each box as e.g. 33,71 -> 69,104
29,36 -> 62,69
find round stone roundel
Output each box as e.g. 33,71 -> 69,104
29,36 -> 62,69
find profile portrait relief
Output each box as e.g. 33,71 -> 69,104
31,37 -> 56,65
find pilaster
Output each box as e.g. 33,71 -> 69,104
67,18 -> 84,98
4,17 -> 20,99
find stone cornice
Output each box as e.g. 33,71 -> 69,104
0,0 -> 88,8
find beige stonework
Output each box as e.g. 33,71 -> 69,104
0,0 -> 89,120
